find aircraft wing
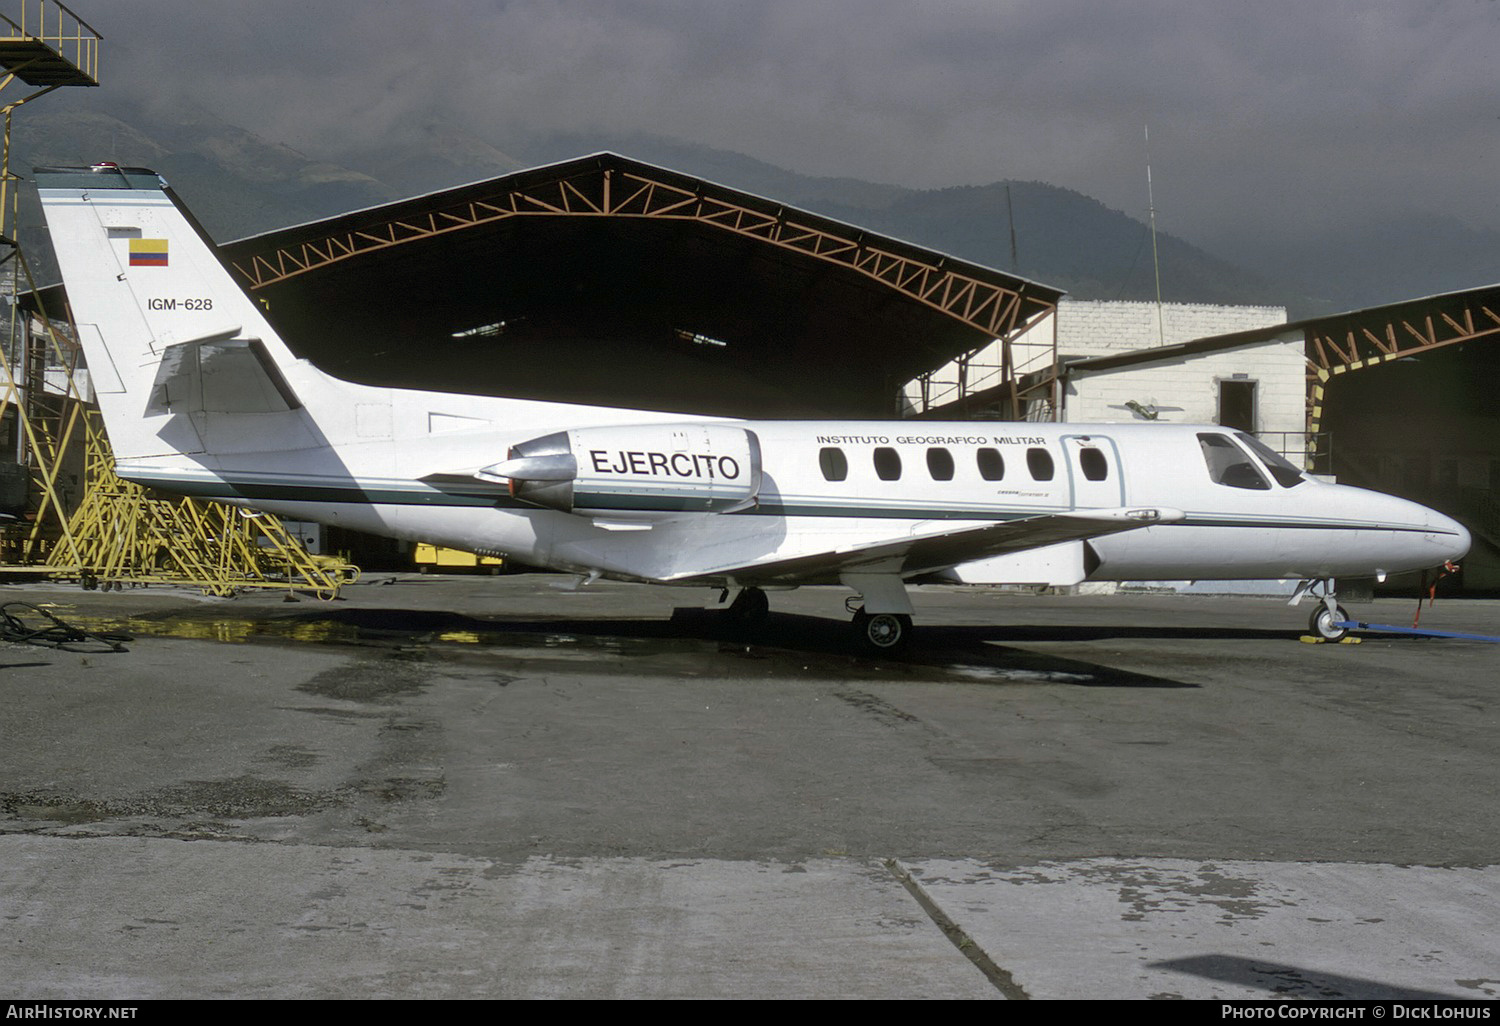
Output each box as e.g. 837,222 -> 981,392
671,506 -> 1183,585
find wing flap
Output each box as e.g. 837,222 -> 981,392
670,506 -> 1182,585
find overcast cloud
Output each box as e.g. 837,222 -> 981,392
91,0 -> 1498,255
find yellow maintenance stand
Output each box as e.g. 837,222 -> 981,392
0,2 -> 357,597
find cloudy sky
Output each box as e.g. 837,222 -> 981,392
86,0 -> 1498,255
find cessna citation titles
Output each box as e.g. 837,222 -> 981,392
35,164 -> 1470,652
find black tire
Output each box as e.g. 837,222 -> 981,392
725,587 -> 770,627
1309,603 -> 1350,641
854,610 -> 912,655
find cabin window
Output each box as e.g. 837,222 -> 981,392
1234,433 -> 1306,488
926,447 -> 955,481
873,447 -> 902,481
819,447 -> 848,482
976,448 -> 1005,481
1079,448 -> 1108,481
1026,447 -> 1055,481
1198,433 -> 1269,490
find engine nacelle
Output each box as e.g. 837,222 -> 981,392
478,423 -> 762,515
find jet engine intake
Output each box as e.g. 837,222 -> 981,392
479,424 -> 762,515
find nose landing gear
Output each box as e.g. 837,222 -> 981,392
1308,600 -> 1351,641
1293,578 -> 1350,641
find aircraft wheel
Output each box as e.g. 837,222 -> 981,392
1309,603 -> 1350,641
853,608 -> 912,655
725,587 -> 770,628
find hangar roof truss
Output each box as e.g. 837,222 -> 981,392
1306,285 -> 1500,381
1298,284 -> 1500,436
227,154 -> 1057,346
209,154 -> 1065,418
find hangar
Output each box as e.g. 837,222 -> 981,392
1302,285 -> 1500,588
216,152 -> 1063,421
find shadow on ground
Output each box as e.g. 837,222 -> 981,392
80,603 -> 1236,688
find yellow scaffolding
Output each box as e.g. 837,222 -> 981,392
43,409 -> 357,598
0,2 -> 360,597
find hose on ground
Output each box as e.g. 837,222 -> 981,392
0,602 -> 131,652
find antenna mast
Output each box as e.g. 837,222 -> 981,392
1145,124 -> 1164,345
1004,183 -> 1019,273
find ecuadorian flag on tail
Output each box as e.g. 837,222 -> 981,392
128,238 -> 168,267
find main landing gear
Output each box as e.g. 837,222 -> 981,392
723,586 -> 770,628
1293,578 -> 1350,641
841,573 -> 916,656
717,576 -> 918,656
850,606 -> 913,655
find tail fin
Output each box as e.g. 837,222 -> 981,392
35,164 -> 321,461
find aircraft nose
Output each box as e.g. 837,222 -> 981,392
1427,508 -> 1471,563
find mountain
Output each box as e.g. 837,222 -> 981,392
13,95 -> 396,234
523,132 -> 1315,311
524,133 -> 914,214
817,181 -> 1301,308
338,119 -> 528,198
8,94 -> 401,282
5,98 -> 1446,316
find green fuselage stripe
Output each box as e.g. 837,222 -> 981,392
124,472 -> 1452,536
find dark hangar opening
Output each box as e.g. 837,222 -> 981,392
1297,284 -> 1500,590
219,153 -> 1060,420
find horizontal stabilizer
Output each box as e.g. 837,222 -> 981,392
147,337 -> 301,416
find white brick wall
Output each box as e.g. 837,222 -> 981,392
1064,342 -> 1305,426
902,300 -> 1291,417
1056,299 -> 1287,358
1056,302 -> 1303,449
1062,338 -> 1309,464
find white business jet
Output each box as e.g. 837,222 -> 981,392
34,164 -> 1470,652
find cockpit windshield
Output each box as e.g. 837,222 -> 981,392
1198,433 -> 1270,490
1235,433 -> 1307,488
1197,432 -> 1308,490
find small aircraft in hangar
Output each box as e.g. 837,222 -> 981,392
35,164 -> 1471,652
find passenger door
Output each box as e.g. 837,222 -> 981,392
1061,434 -> 1125,509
